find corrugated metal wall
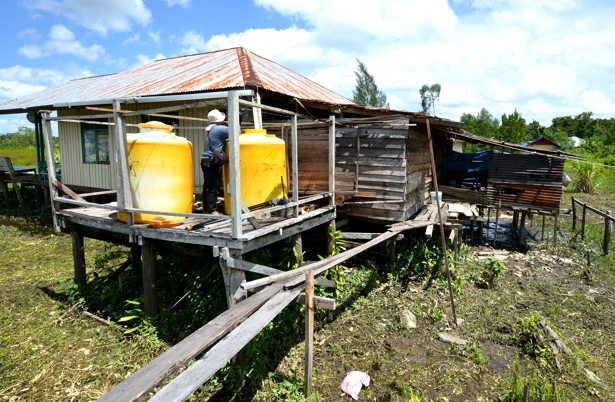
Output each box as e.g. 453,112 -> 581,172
57,102 -> 220,194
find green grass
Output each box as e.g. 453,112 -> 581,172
0,146 -> 37,167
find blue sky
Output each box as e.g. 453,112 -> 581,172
1,0 -> 615,133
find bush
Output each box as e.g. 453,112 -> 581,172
572,161 -> 599,194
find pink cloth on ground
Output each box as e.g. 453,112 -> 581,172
340,371 -> 371,400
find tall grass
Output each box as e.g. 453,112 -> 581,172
0,147 -> 37,167
571,161 -> 599,193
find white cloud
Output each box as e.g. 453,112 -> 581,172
17,28 -> 41,41
580,90 -> 614,114
25,0 -> 152,35
148,30 -> 162,44
123,33 -> 141,45
135,53 -> 166,66
18,25 -> 105,62
179,30 -> 208,54
164,0 -> 191,7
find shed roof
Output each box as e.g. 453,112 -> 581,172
528,136 -> 561,148
0,47 -> 355,114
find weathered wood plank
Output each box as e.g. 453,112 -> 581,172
149,286 -> 303,402
97,284 -> 284,402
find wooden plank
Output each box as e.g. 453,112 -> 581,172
53,179 -> 85,202
149,286 -> 302,402
304,272 -> 314,397
297,294 -> 336,310
97,284 -> 284,402
243,230 -> 399,291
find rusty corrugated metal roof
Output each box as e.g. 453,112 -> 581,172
0,47 -> 355,114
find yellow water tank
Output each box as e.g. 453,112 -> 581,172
222,129 -> 287,214
118,121 -> 193,228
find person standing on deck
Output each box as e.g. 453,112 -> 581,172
201,109 -> 228,214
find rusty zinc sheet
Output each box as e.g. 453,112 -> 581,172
0,47 -> 354,114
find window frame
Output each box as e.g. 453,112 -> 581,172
81,122 -> 111,165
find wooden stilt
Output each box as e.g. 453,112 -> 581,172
604,210 -> 612,256
571,197 -> 577,232
141,238 -> 158,318
493,203 -> 500,247
325,222 -> 335,257
541,215 -> 546,242
294,234 -> 304,266
70,225 -> 87,287
553,213 -> 558,248
219,248 -> 247,308
519,212 -> 527,246
387,237 -> 397,266
581,203 -> 587,240
0,181 -> 10,208
304,271 -> 314,398
130,244 -> 142,273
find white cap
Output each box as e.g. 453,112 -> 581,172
207,109 -> 226,123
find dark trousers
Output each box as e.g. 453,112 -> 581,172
201,159 -> 222,213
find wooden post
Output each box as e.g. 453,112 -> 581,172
493,202 -> 500,247
328,115 -> 336,207
553,213 -> 558,247
571,197 -> 577,232
387,237 -> 396,266
581,203 -> 587,241
291,114 -> 299,218
70,225 -> 87,287
604,210 -> 612,256
219,248 -> 247,308
227,91 -> 242,239
141,237 -> 158,318
453,228 -> 459,261
304,271 -> 314,398
519,212 -> 527,246
40,112 -> 60,232
325,222 -> 336,257
112,99 -> 134,227
294,234 -> 304,266
541,215 -> 546,242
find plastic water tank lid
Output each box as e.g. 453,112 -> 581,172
138,121 -> 174,132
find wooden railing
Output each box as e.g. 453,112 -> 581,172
571,196 -> 613,255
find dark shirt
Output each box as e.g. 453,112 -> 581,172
201,124 -> 229,160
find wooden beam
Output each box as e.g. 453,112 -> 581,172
228,91 -> 242,239
291,114 -> 299,217
218,248 -> 246,307
329,115 -> 335,206
241,230 -> 399,291
41,112 -> 60,232
113,99 -> 134,227
70,225 -> 87,287
304,271 -> 314,398
52,179 -> 85,202
141,237 -> 158,318
97,284 -> 285,402
149,286 -> 302,402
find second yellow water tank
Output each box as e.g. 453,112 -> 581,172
118,121 -> 193,227
222,129 -> 287,214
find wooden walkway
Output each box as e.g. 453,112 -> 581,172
96,203 -> 450,402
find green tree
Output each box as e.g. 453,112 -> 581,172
352,60 -> 389,108
460,108 -> 499,138
526,120 -> 545,141
0,126 -> 36,148
498,109 -> 526,144
419,83 -> 441,115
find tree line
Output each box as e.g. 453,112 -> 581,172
0,126 -> 36,148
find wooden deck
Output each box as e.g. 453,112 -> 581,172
57,200 -> 335,254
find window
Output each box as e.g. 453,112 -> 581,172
81,123 -> 110,164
